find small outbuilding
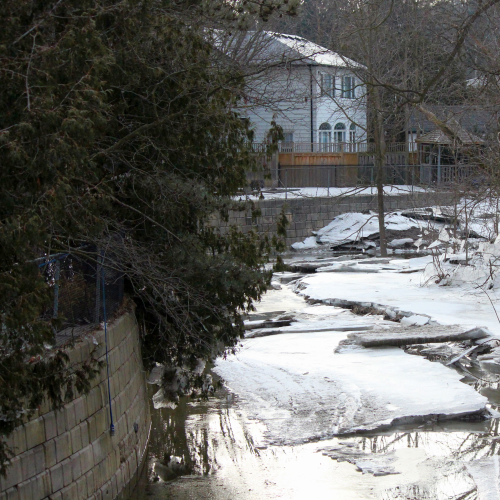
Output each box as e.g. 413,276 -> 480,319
416,119 -> 484,184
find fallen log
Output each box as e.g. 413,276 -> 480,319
247,325 -> 374,338
244,319 -> 292,331
347,325 -> 490,347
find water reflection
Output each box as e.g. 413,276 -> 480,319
133,258 -> 500,500
134,376 -> 500,500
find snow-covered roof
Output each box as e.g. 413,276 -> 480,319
210,29 -> 361,69
267,32 -> 361,68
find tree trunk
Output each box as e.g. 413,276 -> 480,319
376,156 -> 387,257
372,86 -> 387,257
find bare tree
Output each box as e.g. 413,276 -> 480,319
293,0 -> 500,255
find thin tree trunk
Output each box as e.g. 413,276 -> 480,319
376,156 -> 387,256
372,86 -> 387,256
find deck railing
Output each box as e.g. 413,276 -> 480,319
275,164 -> 481,189
246,163 -> 481,190
251,142 -> 410,154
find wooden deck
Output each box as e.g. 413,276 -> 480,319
252,142 -> 418,167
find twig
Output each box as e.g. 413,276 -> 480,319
25,35 -> 36,112
13,0 -> 63,45
477,286 -> 500,325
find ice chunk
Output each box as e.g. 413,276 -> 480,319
291,236 -> 318,250
400,315 -> 430,327
214,328 -> 487,444
148,365 -> 164,385
427,240 -> 442,249
354,454 -> 400,477
438,228 -> 450,243
388,238 -> 414,248
314,212 -> 418,247
321,444 -> 400,476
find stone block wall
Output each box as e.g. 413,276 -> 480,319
0,309 -> 150,500
218,191 -> 455,247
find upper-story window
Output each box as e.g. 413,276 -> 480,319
283,132 -> 294,143
342,76 -> 356,99
320,73 -> 335,98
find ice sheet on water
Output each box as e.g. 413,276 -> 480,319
322,443 -> 400,476
214,327 -> 487,445
245,303 -> 392,337
312,254 -> 434,276
295,267 -> 500,337
466,456 -> 500,500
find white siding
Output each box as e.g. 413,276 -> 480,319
243,65 -> 367,144
243,65 -> 313,143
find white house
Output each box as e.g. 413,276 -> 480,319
231,32 -> 367,150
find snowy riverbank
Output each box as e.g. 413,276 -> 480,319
295,264 -> 500,337
244,185 -> 428,201
214,263 -> 492,446
148,253 -> 500,500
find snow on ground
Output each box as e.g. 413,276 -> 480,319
291,197 -> 500,294
315,255 -> 434,273
244,185 -> 427,201
316,212 -> 418,246
292,211 -> 420,250
245,304 -> 392,337
455,197 -> 500,241
214,321 -> 487,445
296,268 -> 500,337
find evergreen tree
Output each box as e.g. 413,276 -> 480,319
0,0 -> 295,474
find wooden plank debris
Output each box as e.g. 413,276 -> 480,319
247,325 -> 374,339
445,345 -> 481,366
347,325 -> 489,347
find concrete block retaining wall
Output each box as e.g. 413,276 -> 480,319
218,191 -> 455,246
0,309 -> 150,500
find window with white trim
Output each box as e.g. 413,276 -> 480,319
320,73 -> 335,98
349,123 -> 356,143
334,122 -> 346,143
342,76 -> 355,99
319,122 -> 332,151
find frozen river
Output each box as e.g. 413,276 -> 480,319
134,252 -> 500,500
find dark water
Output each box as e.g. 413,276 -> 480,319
130,373 -> 500,500
131,258 -> 500,500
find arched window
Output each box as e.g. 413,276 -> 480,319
334,123 -> 346,143
349,123 -> 356,141
319,122 -> 332,151
348,123 -> 357,152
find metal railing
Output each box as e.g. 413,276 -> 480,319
252,142 -> 410,154
39,249 -> 124,344
273,163 -> 482,190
